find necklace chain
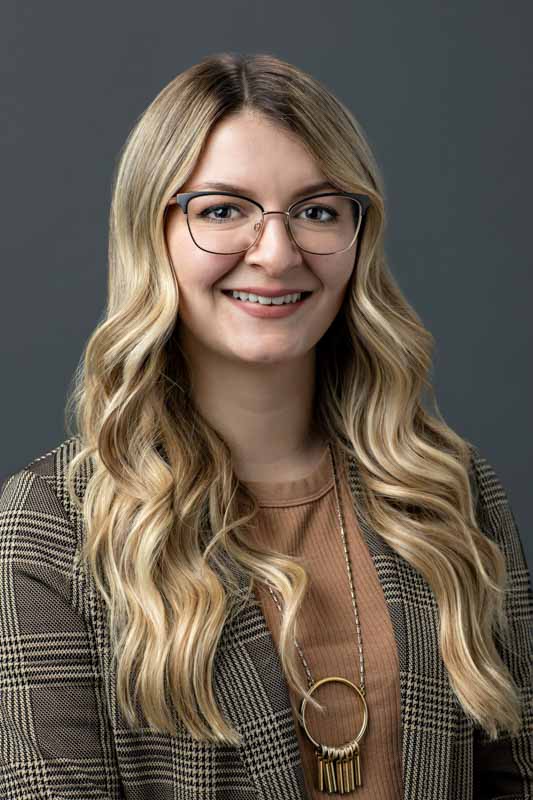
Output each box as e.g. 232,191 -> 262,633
265,441 -> 366,696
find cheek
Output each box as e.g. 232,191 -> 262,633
165,217 -> 235,291
316,254 -> 356,293
172,250 -> 239,293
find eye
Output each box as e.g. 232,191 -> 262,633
199,203 -> 243,222
295,204 -> 338,223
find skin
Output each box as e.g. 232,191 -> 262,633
164,110 -> 359,482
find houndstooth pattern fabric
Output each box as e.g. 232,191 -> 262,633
0,435 -> 531,799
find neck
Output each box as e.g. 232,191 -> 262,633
181,337 -> 325,482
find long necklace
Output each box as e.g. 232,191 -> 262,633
265,441 -> 368,794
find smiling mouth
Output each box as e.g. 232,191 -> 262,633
221,290 -> 313,304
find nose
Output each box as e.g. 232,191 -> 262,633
244,210 -> 303,274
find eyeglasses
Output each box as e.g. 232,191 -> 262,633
166,190 -> 371,255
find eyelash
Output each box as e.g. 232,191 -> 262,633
198,203 -> 339,223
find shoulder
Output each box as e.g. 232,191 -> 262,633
2,433 -> 89,501
21,433 -> 86,489
466,442 -> 522,545
466,442 -> 532,605
467,442 -> 512,514
0,435 -> 90,569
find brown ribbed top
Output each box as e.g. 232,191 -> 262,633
240,442 -> 404,799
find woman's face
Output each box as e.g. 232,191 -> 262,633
164,110 -> 359,367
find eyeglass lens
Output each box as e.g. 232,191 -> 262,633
185,194 -> 362,255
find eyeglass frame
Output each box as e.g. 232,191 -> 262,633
165,190 -> 371,256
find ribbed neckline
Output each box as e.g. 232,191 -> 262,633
240,441 -> 338,507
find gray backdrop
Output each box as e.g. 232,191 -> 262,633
1,1 -> 531,570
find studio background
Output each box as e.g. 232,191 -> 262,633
1,0 -> 531,571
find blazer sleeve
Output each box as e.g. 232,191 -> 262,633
0,468 -> 124,799
469,446 -> 533,800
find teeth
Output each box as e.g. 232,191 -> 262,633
230,291 -> 303,304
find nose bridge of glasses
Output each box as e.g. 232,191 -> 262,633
260,210 -> 291,227
255,209 -> 290,231
252,209 -> 294,246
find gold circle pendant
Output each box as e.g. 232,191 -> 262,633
299,676 -> 368,793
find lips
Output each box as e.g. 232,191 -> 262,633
221,289 -> 313,318
221,289 -> 313,299
220,286 -> 311,297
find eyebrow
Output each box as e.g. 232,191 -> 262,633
186,180 -> 339,201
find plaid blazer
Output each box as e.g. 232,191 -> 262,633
0,435 -> 531,800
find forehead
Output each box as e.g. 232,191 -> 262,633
183,111 -> 330,198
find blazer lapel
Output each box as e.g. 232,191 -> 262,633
345,455 -> 471,800
215,450 -> 460,799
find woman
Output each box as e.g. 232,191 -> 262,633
0,52 -> 531,799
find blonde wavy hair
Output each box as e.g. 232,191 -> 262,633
65,51 -> 522,745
